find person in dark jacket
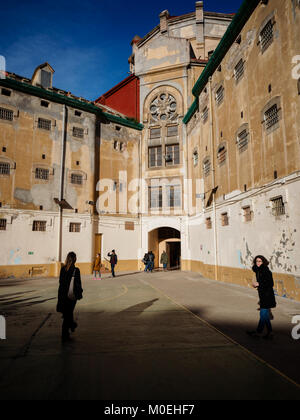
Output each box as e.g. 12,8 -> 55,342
247,255 -> 276,339
143,253 -> 149,272
57,252 -> 83,342
107,250 -> 118,278
148,251 -> 155,273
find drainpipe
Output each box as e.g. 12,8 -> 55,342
57,104 -> 67,270
208,76 -> 218,281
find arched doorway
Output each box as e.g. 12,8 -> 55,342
148,227 -> 181,270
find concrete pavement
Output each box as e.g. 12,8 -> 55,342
0,270 -> 300,400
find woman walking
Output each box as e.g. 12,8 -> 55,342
247,255 -> 276,340
57,252 -> 83,342
93,253 -> 102,280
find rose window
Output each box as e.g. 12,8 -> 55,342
149,94 -> 177,122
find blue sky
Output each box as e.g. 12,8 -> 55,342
0,0 -> 243,101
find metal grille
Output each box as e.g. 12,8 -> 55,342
202,107 -> 209,123
234,59 -> 244,82
265,105 -> 279,130
216,86 -> 224,105
260,20 -> 273,53
69,223 -> 81,233
38,118 -> 51,131
217,146 -> 226,165
271,197 -> 285,216
0,219 -> 7,231
167,125 -> 178,137
149,146 -> 162,168
237,129 -> 249,152
71,173 -> 83,185
243,206 -> 252,222
73,127 -> 84,138
32,221 -> 47,231
203,159 -> 211,177
0,162 -> 10,175
35,168 -> 49,180
165,144 -> 180,166
0,107 -> 13,121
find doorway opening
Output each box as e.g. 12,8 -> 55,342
148,227 -> 181,271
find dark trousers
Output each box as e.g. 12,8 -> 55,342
111,264 -> 116,277
257,308 -> 272,333
62,300 -> 76,338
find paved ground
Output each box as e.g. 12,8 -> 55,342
0,270 -> 300,400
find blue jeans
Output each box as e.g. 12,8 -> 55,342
111,264 -> 116,277
257,308 -> 272,333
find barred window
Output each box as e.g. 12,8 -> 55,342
260,20 -> 274,53
243,206 -> 252,222
217,145 -> 227,165
165,144 -> 180,166
264,104 -> 279,130
221,212 -> 229,226
69,223 -> 81,233
149,187 -> 162,209
149,146 -> 162,168
234,59 -> 244,82
216,86 -> 224,106
35,168 -> 49,180
271,196 -> 285,216
150,128 -> 161,139
0,107 -> 13,121
71,173 -> 83,185
167,125 -> 178,137
203,158 -> 211,177
0,219 -> 7,231
0,162 -> 10,175
73,127 -> 84,139
38,118 -> 51,131
237,129 -> 249,152
32,221 -> 47,231
201,107 -> 209,123
206,217 -> 212,229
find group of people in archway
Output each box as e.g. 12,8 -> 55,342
143,250 -> 169,272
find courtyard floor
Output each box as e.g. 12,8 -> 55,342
0,269 -> 300,400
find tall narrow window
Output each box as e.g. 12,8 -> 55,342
203,158 -> 211,177
264,104 -> 279,130
149,187 -> 162,209
205,217 -> 212,229
216,86 -> 224,106
149,146 -> 162,168
217,145 -> 227,166
167,185 -> 181,208
221,212 -> 229,226
165,144 -> 180,166
259,20 -> 274,53
201,107 -> 209,123
193,150 -> 199,167
234,59 -> 244,82
237,128 -> 249,152
243,206 -> 252,222
0,219 -> 7,231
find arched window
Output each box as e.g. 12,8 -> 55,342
149,93 -> 177,122
203,157 -> 211,177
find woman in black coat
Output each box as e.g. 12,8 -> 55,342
57,252 -> 83,342
247,255 -> 276,339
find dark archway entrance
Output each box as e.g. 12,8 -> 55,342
148,227 -> 181,270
